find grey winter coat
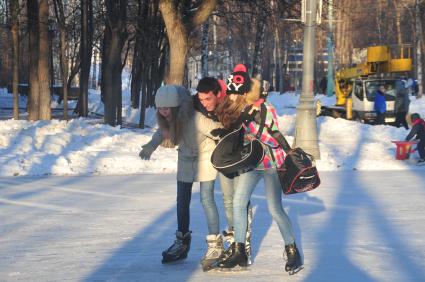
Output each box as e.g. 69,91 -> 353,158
395,82 -> 410,112
143,88 -> 220,182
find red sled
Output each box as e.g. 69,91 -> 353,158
391,141 -> 418,160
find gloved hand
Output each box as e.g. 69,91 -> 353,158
210,128 -> 231,138
240,106 -> 258,124
139,145 -> 154,160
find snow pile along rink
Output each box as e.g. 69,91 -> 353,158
0,91 -> 424,176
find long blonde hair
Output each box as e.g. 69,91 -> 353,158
156,107 -> 182,147
216,78 -> 261,129
216,95 -> 248,129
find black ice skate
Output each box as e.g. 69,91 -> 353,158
217,242 -> 248,270
161,231 -> 191,264
284,243 -> 303,275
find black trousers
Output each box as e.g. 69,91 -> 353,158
177,181 -> 193,234
418,140 -> 425,159
376,113 -> 385,125
395,111 -> 409,129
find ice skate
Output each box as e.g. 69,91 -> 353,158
161,231 -> 191,264
246,204 -> 253,265
217,242 -> 248,270
284,243 -> 303,275
200,234 -> 224,272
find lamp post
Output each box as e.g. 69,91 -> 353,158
326,0 -> 335,97
293,0 -> 321,159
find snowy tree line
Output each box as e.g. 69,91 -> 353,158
0,0 -> 424,126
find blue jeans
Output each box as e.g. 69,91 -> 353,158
178,178 -> 234,235
200,173 -> 236,235
218,173 -> 235,230
233,169 -> 295,245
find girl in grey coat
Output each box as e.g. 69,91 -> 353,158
139,85 -> 222,263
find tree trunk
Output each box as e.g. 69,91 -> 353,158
102,0 -> 127,126
53,0 -> 69,120
28,0 -> 40,120
159,0 -> 187,85
159,0 -> 217,85
130,40 -> 142,109
91,47 -> 98,89
38,0 -> 51,120
79,0 -> 92,117
201,20 -> 209,77
10,0 -> 19,119
130,0 -> 145,110
252,2 -> 267,78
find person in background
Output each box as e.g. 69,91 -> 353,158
374,85 -> 387,125
405,113 -> 425,165
395,80 -> 410,129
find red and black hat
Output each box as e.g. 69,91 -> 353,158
226,64 -> 251,95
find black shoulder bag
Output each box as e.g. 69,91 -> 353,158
256,104 -> 321,195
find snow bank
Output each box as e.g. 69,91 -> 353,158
0,91 -> 424,177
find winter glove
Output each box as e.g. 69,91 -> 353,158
240,107 -> 258,124
210,128 -> 231,138
139,144 -> 155,160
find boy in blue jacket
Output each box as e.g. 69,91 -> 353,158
374,85 -> 386,125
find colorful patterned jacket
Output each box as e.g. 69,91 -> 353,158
242,101 -> 286,169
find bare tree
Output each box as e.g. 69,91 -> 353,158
9,0 -> 19,119
159,0 -> 217,85
53,0 -> 69,119
27,0 -> 51,120
79,0 -> 93,116
101,0 -> 127,126
27,0 -> 40,120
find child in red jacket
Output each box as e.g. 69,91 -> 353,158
405,113 -> 425,165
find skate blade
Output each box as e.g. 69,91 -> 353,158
162,255 -> 188,264
201,260 -> 220,272
215,265 -> 249,272
288,265 -> 304,275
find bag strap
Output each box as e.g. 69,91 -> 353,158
255,103 -> 268,139
255,103 -> 291,153
268,128 -> 291,153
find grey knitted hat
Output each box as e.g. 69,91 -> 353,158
155,85 -> 181,108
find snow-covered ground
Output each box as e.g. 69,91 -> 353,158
1,90 -> 425,177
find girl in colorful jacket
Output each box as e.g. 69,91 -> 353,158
215,66 -> 303,274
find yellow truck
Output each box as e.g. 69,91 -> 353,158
320,45 -> 412,124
